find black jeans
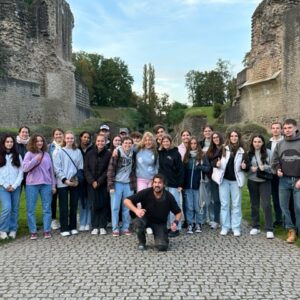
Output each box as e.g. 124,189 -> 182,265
248,180 -> 273,231
58,186 -> 79,232
133,217 -> 169,251
51,191 -> 58,219
88,185 -> 109,229
210,180 -> 220,224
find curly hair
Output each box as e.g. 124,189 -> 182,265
27,134 -> 48,153
0,134 -> 21,167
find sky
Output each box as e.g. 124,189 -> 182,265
67,0 -> 261,104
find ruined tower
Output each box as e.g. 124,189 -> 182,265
0,0 -> 90,127
225,0 -> 300,127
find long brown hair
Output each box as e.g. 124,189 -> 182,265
206,132 -> 224,159
183,137 -> 203,164
27,134 -> 48,153
222,130 -> 243,157
0,135 -> 21,167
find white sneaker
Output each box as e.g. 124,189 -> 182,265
220,229 -> 228,236
233,230 -> 241,237
99,228 -> 107,235
0,231 -> 8,240
250,228 -> 260,235
8,231 -> 16,239
210,222 -> 219,229
91,229 -> 99,235
266,231 -> 274,239
84,225 -> 90,231
71,229 -> 79,235
79,225 -> 85,231
51,219 -> 60,230
60,231 -> 71,237
146,227 -> 153,235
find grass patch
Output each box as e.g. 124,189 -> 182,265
185,106 -> 216,125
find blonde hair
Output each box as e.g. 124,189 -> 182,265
62,130 -> 77,149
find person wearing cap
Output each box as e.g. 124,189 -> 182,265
99,124 -> 111,149
119,128 -> 129,138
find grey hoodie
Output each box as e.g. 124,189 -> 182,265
272,130 -> 300,177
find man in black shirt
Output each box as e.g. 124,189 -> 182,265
124,174 -> 181,251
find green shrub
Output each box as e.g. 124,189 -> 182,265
213,103 -> 222,118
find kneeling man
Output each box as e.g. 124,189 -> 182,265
124,174 -> 181,251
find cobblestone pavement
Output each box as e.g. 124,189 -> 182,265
0,224 -> 300,300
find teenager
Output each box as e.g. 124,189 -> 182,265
178,130 -> 191,161
78,131 -> 93,232
53,131 -> 84,237
158,134 -> 184,237
247,135 -> 274,239
0,135 -> 23,240
85,134 -> 111,235
23,134 -> 56,240
107,137 -> 136,236
98,124 -> 111,149
153,124 -> 166,148
213,130 -> 246,237
110,135 -> 122,152
48,128 -> 64,230
205,132 -> 224,229
16,126 -> 30,159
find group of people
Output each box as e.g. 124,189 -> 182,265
0,118 -> 299,251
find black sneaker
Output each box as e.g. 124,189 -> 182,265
138,244 -> 146,251
168,230 -> 180,238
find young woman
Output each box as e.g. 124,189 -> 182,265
48,128 -> 64,230
85,134 -> 111,235
214,130 -> 246,237
107,137 -> 136,236
158,134 -> 184,236
247,135 -> 274,239
178,130 -> 191,161
205,132 -> 224,229
78,131 -> 93,232
136,132 -> 158,191
110,135 -> 122,152
23,134 -> 56,240
16,126 -> 30,159
199,126 -> 213,152
183,137 -> 210,234
53,131 -> 84,237
0,135 -> 23,240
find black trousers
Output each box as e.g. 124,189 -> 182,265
51,191 -> 58,219
88,185 -> 109,229
133,217 -> 169,251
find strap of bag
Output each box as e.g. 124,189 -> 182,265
27,152 -> 44,173
61,149 -> 78,171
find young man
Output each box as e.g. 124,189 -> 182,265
272,119 -> 300,243
266,122 -> 284,226
153,124 -> 166,147
99,124 -> 111,149
124,174 -> 182,251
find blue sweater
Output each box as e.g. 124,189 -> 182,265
136,149 -> 158,180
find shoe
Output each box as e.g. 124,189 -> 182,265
43,232 -> 51,239
168,230 -> 180,238
273,220 -> 282,227
195,224 -> 202,233
8,231 -> 16,239
266,231 -> 274,239
220,228 -> 228,236
138,244 -> 146,251
210,222 -> 219,229
250,228 -> 260,235
233,230 -> 241,237
146,227 -> 153,235
0,231 -> 8,240
99,228 -> 107,235
79,225 -> 85,231
60,231 -> 71,237
30,233 -> 38,240
112,230 -> 120,237
71,229 -> 79,235
51,219 -> 60,230
123,229 -> 132,236
187,224 -> 193,234
286,229 -> 297,244
91,229 -> 99,235
84,225 -> 90,231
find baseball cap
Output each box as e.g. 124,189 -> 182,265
119,128 -> 129,134
100,124 -> 110,131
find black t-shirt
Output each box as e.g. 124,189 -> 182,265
224,155 -> 236,181
127,188 -> 181,224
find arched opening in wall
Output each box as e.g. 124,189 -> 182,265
37,1 -> 49,36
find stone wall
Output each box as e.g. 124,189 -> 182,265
0,0 -> 90,128
225,0 -> 300,128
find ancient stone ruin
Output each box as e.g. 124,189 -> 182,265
0,0 -> 90,128
225,0 -> 300,127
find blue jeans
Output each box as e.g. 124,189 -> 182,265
0,187 -> 21,232
166,187 -> 182,230
219,179 -> 242,231
79,197 -> 91,226
26,184 -> 52,233
111,182 -> 133,231
185,189 -> 202,225
279,176 -> 300,231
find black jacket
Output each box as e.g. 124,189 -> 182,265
84,147 -> 112,187
158,147 -> 184,188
